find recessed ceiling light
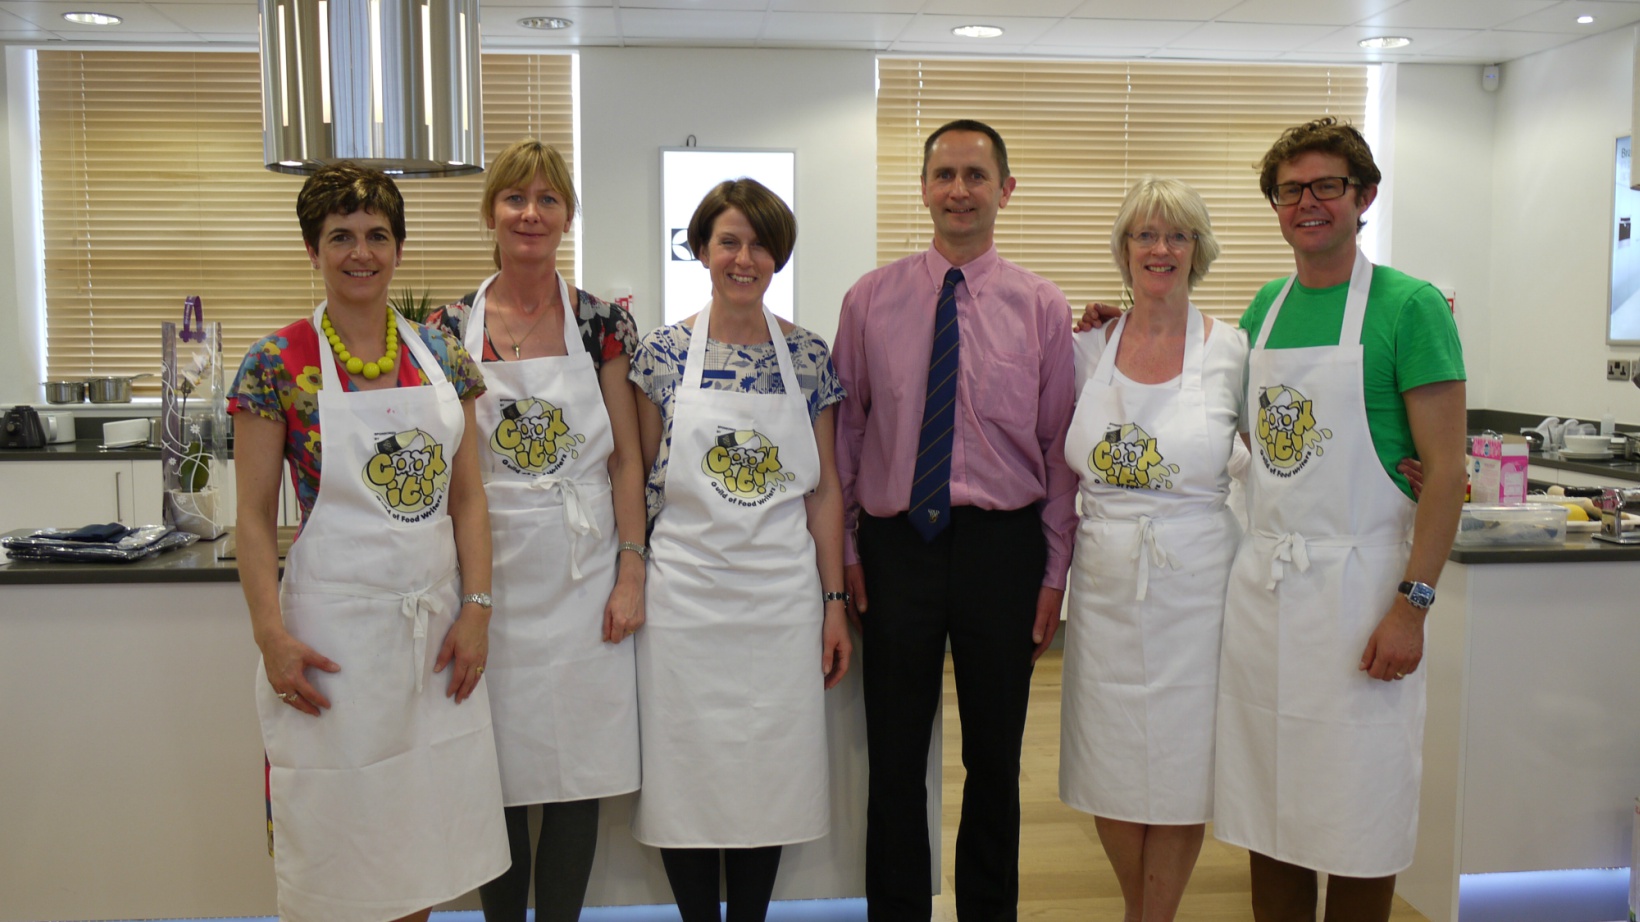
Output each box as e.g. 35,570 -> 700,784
1358,35 -> 1413,49
518,16 -> 572,30
952,24 -> 1004,39
62,11 -> 122,26
1576,14 -> 1596,24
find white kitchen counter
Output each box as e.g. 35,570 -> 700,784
1398,545 -> 1640,922
0,560 -> 891,922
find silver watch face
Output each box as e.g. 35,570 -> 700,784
1405,582 -> 1435,609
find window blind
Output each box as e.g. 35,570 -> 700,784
876,58 -> 1369,319
38,51 -> 574,392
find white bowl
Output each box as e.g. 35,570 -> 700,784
1562,434 -> 1610,454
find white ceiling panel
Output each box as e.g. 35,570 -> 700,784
1296,25 -> 1480,53
767,0 -> 925,11
921,0 -> 1084,16
481,0 -> 616,5
0,0 -> 180,31
481,8 -> 621,39
1219,0 -> 1403,25
896,13 -> 1061,43
1068,0 -> 1242,20
615,7 -> 765,39
762,11 -> 910,42
1034,17 -> 1202,47
1364,0 -> 1560,29
1497,0 -> 1640,32
1149,47 -> 1301,60
621,0 -> 770,10
1424,27 -> 1581,58
1163,20 -> 1340,51
151,2 -> 255,32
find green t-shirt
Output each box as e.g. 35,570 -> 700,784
1239,265 -> 1465,499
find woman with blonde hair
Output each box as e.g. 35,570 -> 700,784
428,138 -> 644,922
1059,177 -> 1247,922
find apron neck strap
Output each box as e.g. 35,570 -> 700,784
1255,249 -> 1374,350
1091,303 -> 1205,389
467,272 -> 585,360
313,301 -> 445,391
682,302 -> 804,412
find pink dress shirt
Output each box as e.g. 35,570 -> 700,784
834,244 -> 1078,590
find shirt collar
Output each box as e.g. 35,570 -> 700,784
922,242 -> 1000,299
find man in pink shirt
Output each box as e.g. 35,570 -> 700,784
834,119 -> 1078,921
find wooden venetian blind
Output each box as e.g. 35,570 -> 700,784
877,59 -> 1369,318
38,51 -> 574,392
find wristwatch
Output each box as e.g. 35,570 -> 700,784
823,591 -> 851,604
1397,581 -> 1436,610
618,541 -> 650,562
461,592 -> 493,608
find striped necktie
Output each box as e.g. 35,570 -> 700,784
908,266 -> 963,541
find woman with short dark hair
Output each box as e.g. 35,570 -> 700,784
629,178 -> 851,922
232,161 -> 507,922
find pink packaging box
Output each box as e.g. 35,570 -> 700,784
1469,434 -> 1528,505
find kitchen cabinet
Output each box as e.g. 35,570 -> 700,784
1527,463 -> 1617,489
0,459 -> 162,531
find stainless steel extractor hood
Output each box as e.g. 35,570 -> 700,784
258,0 -> 483,177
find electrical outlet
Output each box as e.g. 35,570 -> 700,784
1609,359 -> 1635,381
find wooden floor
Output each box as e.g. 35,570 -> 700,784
928,650 -> 1431,921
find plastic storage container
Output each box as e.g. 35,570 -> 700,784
1453,503 -> 1568,548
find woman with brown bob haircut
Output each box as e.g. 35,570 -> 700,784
231,161 -> 508,922
427,138 -> 645,922
628,178 -> 850,922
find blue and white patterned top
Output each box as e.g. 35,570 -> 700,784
629,321 -> 845,525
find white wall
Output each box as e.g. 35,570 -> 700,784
2,47 -> 41,403
1486,26 -> 1638,422
1387,63 -> 1498,409
577,47 -> 878,345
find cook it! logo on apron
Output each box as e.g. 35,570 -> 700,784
489,397 -> 584,475
363,428 -> 451,523
1255,384 -> 1333,478
1088,422 -> 1180,490
701,426 -> 795,507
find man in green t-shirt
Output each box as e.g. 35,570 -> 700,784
1213,118 -> 1467,922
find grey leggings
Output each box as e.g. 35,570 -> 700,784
477,799 -> 601,922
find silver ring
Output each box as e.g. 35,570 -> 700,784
1395,672 -> 1406,679
278,691 -> 297,702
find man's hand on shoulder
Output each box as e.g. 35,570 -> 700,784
1073,302 -> 1123,333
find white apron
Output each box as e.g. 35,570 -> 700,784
1214,252 -> 1424,877
255,304 -> 509,922
631,304 -> 829,848
465,273 -> 641,805
1059,307 -> 1241,825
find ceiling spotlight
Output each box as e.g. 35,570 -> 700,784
518,16 -> 572,30
952,24 -> 1004,39
1576,14 -> 1595,24
62,11 -> 122,26
1358,35 -> 1413,49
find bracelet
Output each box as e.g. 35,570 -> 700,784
823,591 -> 850,604
461,592 -> 493,608
618,541 -> 650,562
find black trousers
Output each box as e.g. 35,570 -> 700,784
859,506 -> 1047,922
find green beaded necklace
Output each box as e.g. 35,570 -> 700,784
321,309 -> 398,380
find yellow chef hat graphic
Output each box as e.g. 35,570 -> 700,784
491,397 -> 584,475
364,428 -> 451,520
1089,422 -> 1179,490
1255,384 -> 1332,474
703,427 -> 795,504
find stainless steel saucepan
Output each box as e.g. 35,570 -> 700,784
84,373 -> 155,403
42,379 -> 86,404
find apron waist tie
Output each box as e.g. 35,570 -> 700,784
1252,529 -> 1410,590
299,570 -> 456,694
528,474 -> 604,580
1130,515 -> 1180,602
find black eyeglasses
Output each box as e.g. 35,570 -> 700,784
1126,230 -> 1197,251
1269,176 -> 1358,206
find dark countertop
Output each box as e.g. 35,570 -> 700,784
0,438 -> 162,461
1526,450 -> 1640,482
0,528 -> 287,585
1449,534 -> 1640,564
